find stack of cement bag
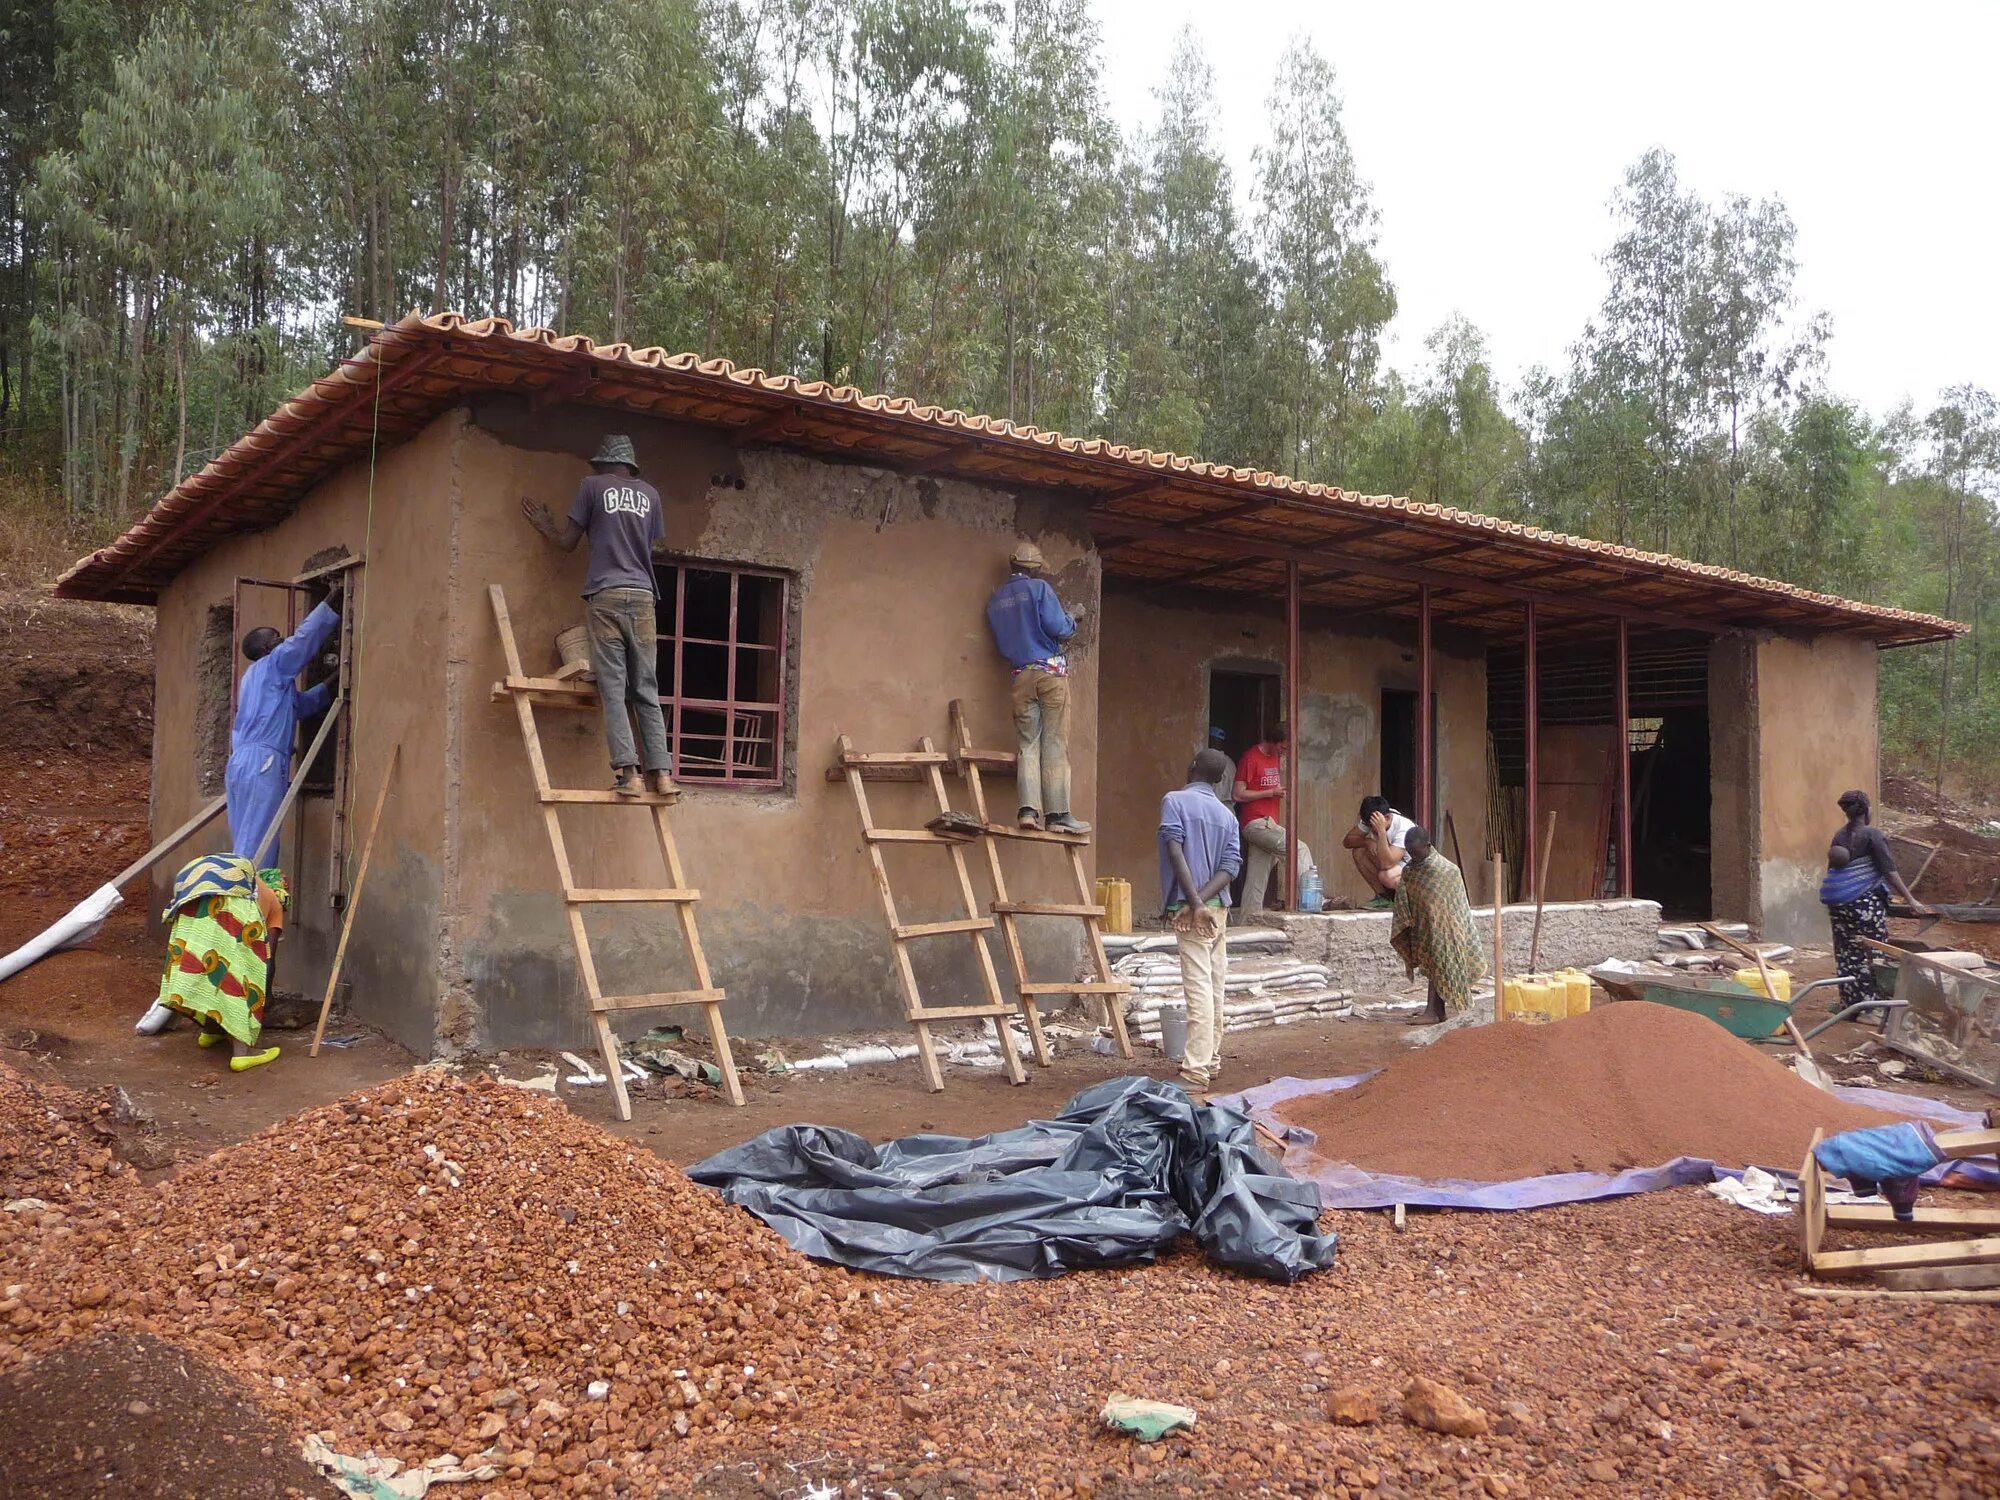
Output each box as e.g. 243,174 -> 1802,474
1108,928 -> 1352,1044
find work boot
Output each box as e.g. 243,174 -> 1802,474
1045,813 -> 1092,836
647,770 -> 678,798
613,767 -> 644,798
1018,807 -> 1042,832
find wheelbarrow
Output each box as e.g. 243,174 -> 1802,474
1587,966 -> 1897,1043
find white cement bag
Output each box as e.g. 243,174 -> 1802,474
0,883 -> 125,987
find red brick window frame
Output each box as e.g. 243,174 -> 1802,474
653,561 -> 788,786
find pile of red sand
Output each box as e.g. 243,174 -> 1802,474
1279,1002 -> 1912,1181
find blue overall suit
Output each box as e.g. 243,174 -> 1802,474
225,601 -> 340,865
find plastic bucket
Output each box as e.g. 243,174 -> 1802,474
1157,1003 -> 1189,1062
555,624 -> 593,675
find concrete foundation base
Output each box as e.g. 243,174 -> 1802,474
1271,898 -> 1662,995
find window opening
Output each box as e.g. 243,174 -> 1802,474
655,562 -> 789,786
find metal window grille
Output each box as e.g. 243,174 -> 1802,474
655,562 -> 788,786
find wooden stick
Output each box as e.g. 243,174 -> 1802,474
1700,919 -> 1783,997
1492,851 -> 1506,1007
1908,843 -> 1943,895
108,795 -> 228,891
311,744 -> 399,1057
250,696 -> 346,868
1527,810 -> 1557,970
1792,1284 -> 2000,1305
1443,811 -> 1465,876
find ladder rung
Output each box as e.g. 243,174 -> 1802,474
541,789 -> 682,805
864,828 -> 951,844
954,749 -> 1017,769
908,1004 -> 1018,1021
983,823 -> 1089,844
1019,981 -> 1129,996
566,887 -> 700,903
841,750 -> 953,767
993,901 -> 1104,917
492,681 -> 599,712
894,918 -> 994,939
593,988 -> 726,1012
498,673 -> 596,696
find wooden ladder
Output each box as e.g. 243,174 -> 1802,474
837,734 -> 1028,1092
490,585 -> 744,1117
948,701 -> 1133,1063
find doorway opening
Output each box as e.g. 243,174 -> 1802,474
1379,690 -> 1436,823
1206,665 -> 1281,784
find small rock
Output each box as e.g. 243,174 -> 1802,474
586,1380 -> 611,1401
474,1412 -> 508,1440
488,1387 -> 522,1410
380,1410 -> 413,1433
1909,1442 -> 1936,1460
900,1394 -> 933,1419
1327,1387 -> 1380,1426
1402,1376 -> 1490,1439
126,1400 -> 152,1418
1584,1459 -> 1620,1483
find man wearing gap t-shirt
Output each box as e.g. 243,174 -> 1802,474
522,434 -> 672,799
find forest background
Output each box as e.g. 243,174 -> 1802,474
2,0 -> 1993,791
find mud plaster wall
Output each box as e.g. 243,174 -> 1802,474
1096,588 -> 1491,910
148,420 -> 456,1054
1755,633 -> 1880,946
448,400 -> 1100,1049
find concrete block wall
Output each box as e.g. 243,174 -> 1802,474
1272,898 -> 1662,996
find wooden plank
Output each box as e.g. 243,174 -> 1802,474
1809,1236 -> 2000,1277
565,887 -> 701,903
109,795 -> 228,891
1020,980 -> 1130,996
955,749 -> 1017,769
839,750 -> 953,767
311,744 -> 399,1058
824,764 -> 925,783
498,672 -> 596,696
1800,1130 -> 1826,1273
908,1003 -> 1020,1022
894,917 -> 995,939
594,988 -> 727,1011
1825,1204 -> 2000,1234
249,696 -> 345,867
495,684 -> 600,712
1934,1127 -> 2000,1159
541,788 -> 682,805
981,823 -> 1088,845
864,828 -> 954,844
992,901 -> 1105,918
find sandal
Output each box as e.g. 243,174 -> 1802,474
196,1031 -> 227,1049
229,1046 -> 281,1072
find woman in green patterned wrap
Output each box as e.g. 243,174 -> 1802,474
1389,826 -> 1488,1026
156,853 -> 289,1071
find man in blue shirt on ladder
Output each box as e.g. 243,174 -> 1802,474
985,542 -> 1089,834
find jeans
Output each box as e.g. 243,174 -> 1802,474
585,588 -> 671,773
1175,907 -> 1228,1079
1241,817 -> 1287,913
1010,666 -> 1072,817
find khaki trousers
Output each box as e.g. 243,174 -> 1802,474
1241,817 -> 1287,912
1175,907 -> 1228,1079
1010,666 -> 1072,816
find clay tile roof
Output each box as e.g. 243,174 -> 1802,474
56,312 -> 1962,648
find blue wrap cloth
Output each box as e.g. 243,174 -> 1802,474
1813,1121 -> 1941,1185
226,601 -> 340,863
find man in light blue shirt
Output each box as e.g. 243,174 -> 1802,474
227,590 -> 342,863
1159,748 -> 1242,1090
985,541 -> 1087,834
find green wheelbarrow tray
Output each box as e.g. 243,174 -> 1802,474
1586,966 -> 1894,1043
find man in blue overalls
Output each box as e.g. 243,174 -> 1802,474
226,588 -> 342,864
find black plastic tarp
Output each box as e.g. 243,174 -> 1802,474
687,1075 -> 1337,1283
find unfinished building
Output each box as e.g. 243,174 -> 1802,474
56,315 -> 1959,1056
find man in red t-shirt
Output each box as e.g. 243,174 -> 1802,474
1233,724 -> 1288,912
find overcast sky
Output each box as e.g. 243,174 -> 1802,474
1089,0 -> 1998,420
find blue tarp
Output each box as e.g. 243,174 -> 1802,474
1215,1073 -> 1993,1211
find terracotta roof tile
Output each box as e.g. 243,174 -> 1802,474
54,312 -> 1962,647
